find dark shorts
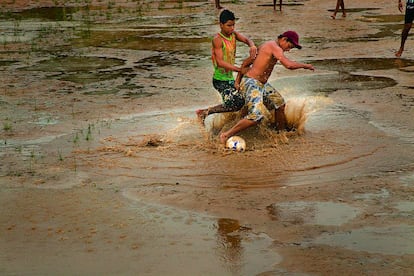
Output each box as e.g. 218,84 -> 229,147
212,79 -> 245,111
405,5 -> 414,24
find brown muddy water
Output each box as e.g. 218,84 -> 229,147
1,0 -> 414,275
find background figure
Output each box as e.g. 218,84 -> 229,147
273,0 -> 282,11
215,0 -> 222,9
396,0 -> 414,57
331,0 -> 346,19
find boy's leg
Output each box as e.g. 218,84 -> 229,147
396,23 -> 412,57
263,83 -> 288,130
273,0 -> 282,11
397,8 -> 414,57
196,104 -> 233,125
196,108 -> 209,125
273,104 -> 288,131
331,0 -> 340,19
196,80 -> 244,125
220,119 -> 257,143
340,0 -> 346,17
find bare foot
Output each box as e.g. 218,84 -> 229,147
219,133 -> 228,144
395,49 -> 403,58
342,13 -> 346,18
331,14 -> 336,19
196,109 -> 208,125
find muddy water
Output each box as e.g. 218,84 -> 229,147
1,0 -> 414,275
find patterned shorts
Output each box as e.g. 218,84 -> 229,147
212,79 -> 245,110
240,76 -> 285,122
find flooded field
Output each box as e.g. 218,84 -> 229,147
1,0 -> 414,275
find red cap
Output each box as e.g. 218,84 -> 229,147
282,30 -> 302,49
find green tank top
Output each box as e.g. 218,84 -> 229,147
212,32 -> 236,81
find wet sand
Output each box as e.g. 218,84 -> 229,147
1,0 -> 414,275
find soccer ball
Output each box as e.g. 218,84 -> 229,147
226,136 -> 246,152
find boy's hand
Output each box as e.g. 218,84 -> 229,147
399,1 -> 404,13
241,66 -> 250,75
249,46 -> 257,59
234,82 -> 240,90
306,64 -> 315,71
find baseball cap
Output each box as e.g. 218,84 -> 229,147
282,30 -> 302,49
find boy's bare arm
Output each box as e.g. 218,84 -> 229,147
277,51 -> 314,71
235,56 -> 255,89
234,31 -> 257,59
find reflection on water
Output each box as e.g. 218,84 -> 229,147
216,218 -> 243,273
214,217 -> 281,275
120,191 -> 281,275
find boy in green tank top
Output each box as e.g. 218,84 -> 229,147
196,9 -> 257,125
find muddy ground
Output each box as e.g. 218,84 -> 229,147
1,0 -> 414,275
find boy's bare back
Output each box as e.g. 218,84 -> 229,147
245,41 -> 282,84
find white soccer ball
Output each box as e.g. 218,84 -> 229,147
226,136 -> 246,152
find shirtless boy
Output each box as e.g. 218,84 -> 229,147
220,31 -> 314,143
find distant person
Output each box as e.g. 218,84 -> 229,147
196,9 -> 257,125
220,31 -> 314,144
331,0 -> 346,19
215,0 -> 223,9
273,0 -> 282,11
396,0 -> 414,57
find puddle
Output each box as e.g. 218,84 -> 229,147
327,8 -> 380,13
215,218 -> 281,274
400,172 -> 414,187
311,225 -> 414,255
308,58 -> 414,73
58,68 -> 132,85
31,114 -> 59,126
307,23 -> 402,43
122,190 -> 281,275
353,188 -> 390,201
0,60 -> 17,67
267,201 -> 361,226
257,3 -> 304,7
19,52 -> 204,88
275,73 -> 396,95
276,58 -> 414,94
368,120 -> 414,144
74,30 -> 212,53
394,201 -> 414,213
0,6 -> 90,21
358,14 -> 404,23
23,55 -> 125,73
21,56 -> 128,85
